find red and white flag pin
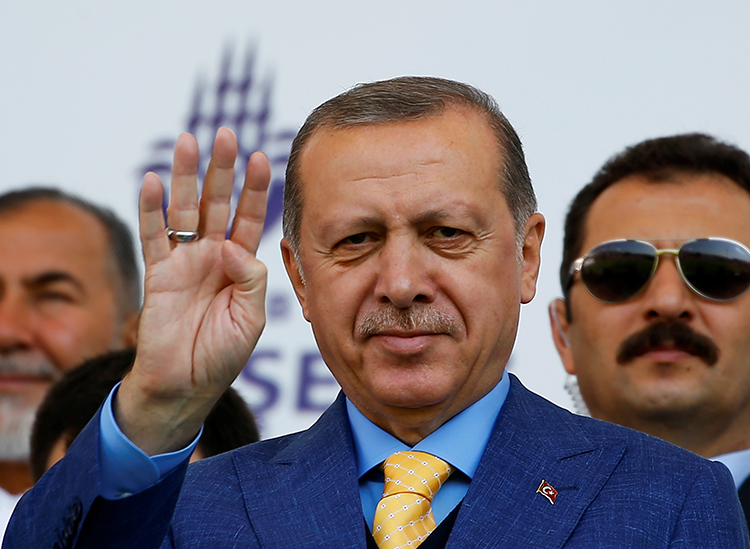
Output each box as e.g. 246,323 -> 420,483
536,479 -> 558,504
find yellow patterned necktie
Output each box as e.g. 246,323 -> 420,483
372,451 -> 453,549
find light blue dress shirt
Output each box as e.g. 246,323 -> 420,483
98,371 -> 510,518
99,384 -> 201,499
713,447 -> 750,489
349,370 -> 510,528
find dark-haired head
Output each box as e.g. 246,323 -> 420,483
560,133 -> 750,311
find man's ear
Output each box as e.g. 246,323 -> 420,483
281,238 -> 311,322
520,213 -> 545,304
121,312 -> 140,347
548,298 -> 576,375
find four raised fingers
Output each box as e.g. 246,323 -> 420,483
140,128 -> 270,263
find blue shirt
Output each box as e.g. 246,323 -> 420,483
713,447 -> 750,489
349,370 -> 510,527
98,371 -> 510,522
99,384 -> 201,499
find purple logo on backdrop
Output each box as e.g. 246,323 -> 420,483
139,47 -> 338,434
139,46 -> 297,236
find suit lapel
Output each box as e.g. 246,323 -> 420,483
738,475 -> 750,528
234,393 -> 367,548
231,377 -> 632,548
448,376 -> 626,548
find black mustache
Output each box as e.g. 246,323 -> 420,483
616,320 -> 719,366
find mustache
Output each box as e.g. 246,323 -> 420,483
616,320 -> 719,366
0,357 -> 59,379
356,305 -> 458,338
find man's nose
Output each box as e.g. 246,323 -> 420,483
0,292 -> 34,353
373,237 -> 436,309
642,256 -> 696,321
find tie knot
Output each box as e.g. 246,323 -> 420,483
382,451 -> 452,501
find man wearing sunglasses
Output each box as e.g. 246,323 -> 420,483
549,133 -> 750,527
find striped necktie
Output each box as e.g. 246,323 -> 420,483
372,451 -> 453,549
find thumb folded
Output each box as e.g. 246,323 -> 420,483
222,240 -> 268,295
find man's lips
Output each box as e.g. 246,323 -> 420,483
633,346 -> 697,364
0,373 -> 53,390
369,331 -> 444,353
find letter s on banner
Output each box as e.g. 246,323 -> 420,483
239,350 -> 281,414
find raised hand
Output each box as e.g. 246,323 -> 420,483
116,128 -> 270,455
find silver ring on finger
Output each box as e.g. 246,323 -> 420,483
166,228 -> 200,242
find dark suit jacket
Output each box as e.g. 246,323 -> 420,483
740,476 -> 750,529
5,375 -> 749,548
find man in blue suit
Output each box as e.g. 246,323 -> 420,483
5,77 -> 749,548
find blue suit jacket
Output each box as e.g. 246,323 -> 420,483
6,375 -> 749,548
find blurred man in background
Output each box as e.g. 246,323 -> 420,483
0,188 -> 140,496
550,133 -> 750,526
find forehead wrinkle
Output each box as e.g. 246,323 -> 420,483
322,213 -> 384,232
337,142 -> 453,182
410,207 -> 477,226
584,176 -> 750,250
347,161 -> 445,187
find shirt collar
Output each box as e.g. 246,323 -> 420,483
346,369 -> 510,479
712,446 -> 750,488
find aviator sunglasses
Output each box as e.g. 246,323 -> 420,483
567,237 -> 750,303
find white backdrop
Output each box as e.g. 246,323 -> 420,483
2,0 -> 749,438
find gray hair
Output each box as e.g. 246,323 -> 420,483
282,76 -> 537,253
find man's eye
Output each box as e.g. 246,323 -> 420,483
37,291 -> 74,303
42,292 -> 70,301
342,233 -> 371,245
433,227 -> 462,238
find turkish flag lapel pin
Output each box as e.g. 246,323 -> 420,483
536,479 -> 558,504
